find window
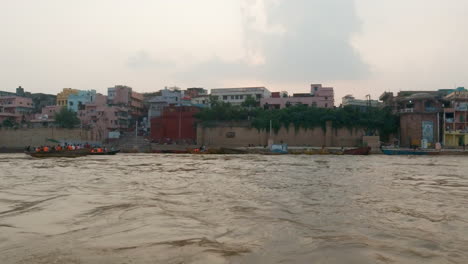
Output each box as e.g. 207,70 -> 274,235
231,96 -> 235,99
256,94 -> 262,99
325,97 -> 328,100
235,95 -> 239,99
325,103 -> 328,107
240,95 -> 244,99
223,95 -> 228,100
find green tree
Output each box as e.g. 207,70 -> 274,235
2,118 -> 17,128
54,107 -> 81,128
241,96 -> 259,108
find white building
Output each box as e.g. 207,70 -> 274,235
148,87 -> 183,119
341,95 -> 381,108
191,95 -> 210,106
210,87 -> 271,105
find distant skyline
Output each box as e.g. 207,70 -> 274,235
1,0 -> 467,102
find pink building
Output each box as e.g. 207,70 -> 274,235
0,96 -> 34,123
108,85 -> 144,123
41,105 -> 61,118
78,95 -> 129,141
260,84 -> 334,109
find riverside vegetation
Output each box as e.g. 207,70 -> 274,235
195,98 -> 399,140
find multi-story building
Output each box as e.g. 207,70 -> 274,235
56,88 -> 79,107
77,94 -> 128,141
191,95 -> 210,107
107,85 -> 144,126
443,90 -> 468,147
261,84 -> 334,109
211,87 -> 271,105
68,90 -> 97,112
0,91 -> 16,97
341,95 -> 381,109
147,87 -> 183,120
185,87 -> 207,98
0,96 -> 34,123
380,90 -> 450,147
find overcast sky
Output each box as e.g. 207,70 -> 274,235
1,0 -> 467,103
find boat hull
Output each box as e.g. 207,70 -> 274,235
343,147 -> 371,155
26,150 -> 90,158
382,149 -> 440,155
89,150 -> 121,155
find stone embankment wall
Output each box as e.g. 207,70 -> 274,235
197,122 -> 368,147
0,128 -> 93,148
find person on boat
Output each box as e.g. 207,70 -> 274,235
25,146 -> 31,152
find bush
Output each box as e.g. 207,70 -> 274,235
54,107 -> 81,128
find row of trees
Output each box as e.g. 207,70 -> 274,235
195,100 -> 399,140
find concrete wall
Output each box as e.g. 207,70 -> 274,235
0,128 -> 93,148
197,122 -> 366,147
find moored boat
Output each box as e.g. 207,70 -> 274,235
25,149 -> 90,158
89,149 -> 121,155
270,144 -> 288,154
382,148 -> 440,155
343,146 -> 371,155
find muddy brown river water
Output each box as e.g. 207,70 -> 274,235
0,153 -> 467,263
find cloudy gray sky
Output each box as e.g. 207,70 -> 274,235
1,0 -> 467,102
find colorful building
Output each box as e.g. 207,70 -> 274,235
67,90 -> 97,112
443,90 -> 468,147
56,88 -> 79,107
261,84 -> 334,109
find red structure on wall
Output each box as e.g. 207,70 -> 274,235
150,106 -> 199,144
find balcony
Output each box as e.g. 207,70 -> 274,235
399,108 -> 414,113
444,130 -> 468,135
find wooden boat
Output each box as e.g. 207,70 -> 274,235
382,148 -> 440,155
343,146 -> 371,155
25,149 -> 90,158
89,149 -> 121,155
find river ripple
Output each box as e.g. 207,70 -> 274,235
0,154 -> 467,263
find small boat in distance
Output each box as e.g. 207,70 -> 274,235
382,148 -> 440,155
271,144 -> 288,154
